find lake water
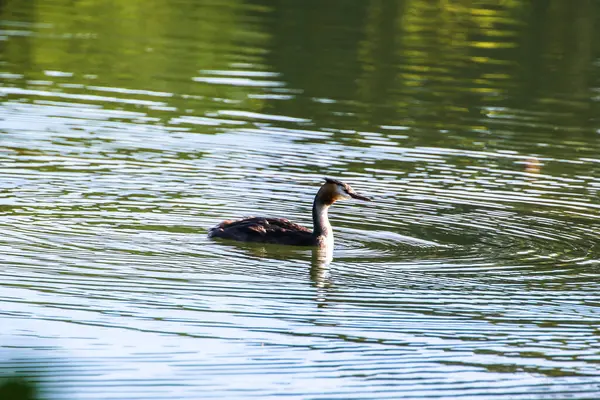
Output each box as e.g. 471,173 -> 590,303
2,0 -> 600,399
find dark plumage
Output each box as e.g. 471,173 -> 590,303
208,178 -> 371,247
208,217 -> 314,245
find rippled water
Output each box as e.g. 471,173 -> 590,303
2,0 -> 600,399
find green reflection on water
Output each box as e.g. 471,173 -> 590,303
3,0 -> 598,137
2,0 -> 271,124
2,0 -> 600,240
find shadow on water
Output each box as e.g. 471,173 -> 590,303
0,378 -> 37,400
0,361 -> 42,400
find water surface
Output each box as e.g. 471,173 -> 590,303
2,0 -> 600,399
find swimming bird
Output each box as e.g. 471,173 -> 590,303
208,178 -> 371,247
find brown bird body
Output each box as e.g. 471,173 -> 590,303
208,178 -> 371,247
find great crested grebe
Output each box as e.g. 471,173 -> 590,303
208,178 -> 371,247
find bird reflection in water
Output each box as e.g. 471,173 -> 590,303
310,245 -> 333,306
208,178 -> 372,306
210,240 -> 336,307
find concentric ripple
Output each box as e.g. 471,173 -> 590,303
2,1 -> 600,399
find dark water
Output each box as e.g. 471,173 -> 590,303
2,0 -> 600,398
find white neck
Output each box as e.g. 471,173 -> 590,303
312,201 -> 332,242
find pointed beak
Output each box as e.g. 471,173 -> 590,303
349,192 -> 371,201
